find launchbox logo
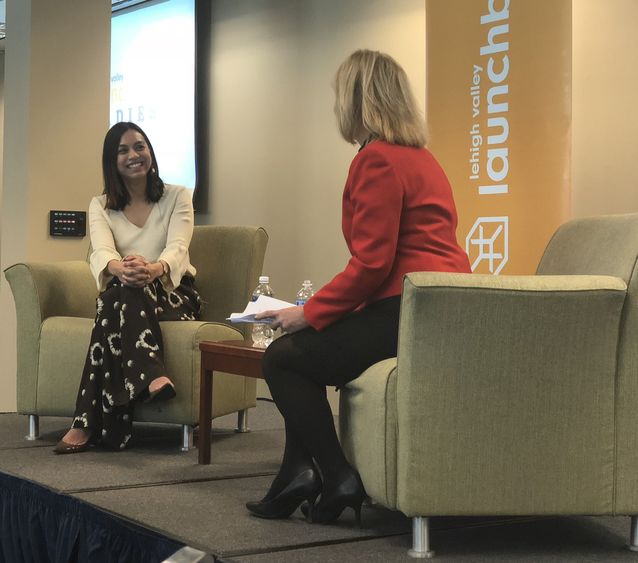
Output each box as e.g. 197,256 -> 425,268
466,217 -> 509,274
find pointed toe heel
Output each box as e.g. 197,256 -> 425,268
53,439 -> 92,455
246,468 -> 322,519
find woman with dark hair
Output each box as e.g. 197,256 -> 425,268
54,122 -> 200,454
245,50 -> 471,524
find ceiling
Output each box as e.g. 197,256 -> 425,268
0,0 -> 5,51
0,0 -> 153,53
112,0 -> 152,12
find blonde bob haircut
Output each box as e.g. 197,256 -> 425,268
334,49 -> 427,148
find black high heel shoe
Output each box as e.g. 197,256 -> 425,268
308,469 -> 366,525
246,468 -> 322,519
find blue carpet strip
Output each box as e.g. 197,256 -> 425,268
0,471 -> 183,563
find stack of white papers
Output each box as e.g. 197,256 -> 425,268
227,295 -> 295,323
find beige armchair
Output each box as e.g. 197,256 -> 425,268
339,213 -> 638,557
4,225 -> 268,451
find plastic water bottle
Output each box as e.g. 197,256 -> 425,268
251,276 -> 274,348
295,280 -> 314,306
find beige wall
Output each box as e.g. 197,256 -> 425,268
572,0 -> 638,217
0,52 -> 4,259
0,0 -> 110,412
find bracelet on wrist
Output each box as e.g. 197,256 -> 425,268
158,261 -> 170,283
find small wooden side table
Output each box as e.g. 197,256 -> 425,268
198,339 -> 266,464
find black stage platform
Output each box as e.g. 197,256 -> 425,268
0,401 -> 636,562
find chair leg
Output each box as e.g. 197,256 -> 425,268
181,425 -> 193,452
25,415 -> 39,441
628,516 -> 638,551
236,409 -> 250,433
408,516 -> 435,558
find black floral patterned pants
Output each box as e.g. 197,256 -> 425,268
71,276 -> 201,449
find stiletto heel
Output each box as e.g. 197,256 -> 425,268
246,468 -> 322,519
310,494 -> 365,525
308,468 -> 366,525
307,491 -> 320,517
353,503 -> 362,528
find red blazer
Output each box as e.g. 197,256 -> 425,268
304,140 -> 471,331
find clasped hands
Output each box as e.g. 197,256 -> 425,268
108,255 -> 164,288
254,306 -> 309,334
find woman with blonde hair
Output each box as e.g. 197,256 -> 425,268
246,50 -> 471,523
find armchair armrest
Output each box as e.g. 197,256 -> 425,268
4,261 -> 97,321
4,261 -> 97,413
396,272 -> 627,516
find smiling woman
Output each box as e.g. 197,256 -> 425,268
102,122 -> 163,210
53,122 -> 200,455
117,132 -> 151,178
115,130 -> 156,227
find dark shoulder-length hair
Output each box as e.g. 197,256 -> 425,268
102,122 -> 165,210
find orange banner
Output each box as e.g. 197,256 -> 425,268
426,0 -> 571,274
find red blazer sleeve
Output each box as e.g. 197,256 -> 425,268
304,148 -> 402,330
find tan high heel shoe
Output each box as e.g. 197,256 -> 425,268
53,430 -> 93,455
139,379 -> 176,404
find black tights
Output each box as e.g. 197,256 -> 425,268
261,296 -> 401,495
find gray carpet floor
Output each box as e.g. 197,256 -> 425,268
1,401 -> 637,562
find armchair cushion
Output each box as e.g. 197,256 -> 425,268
36,318 -> 250,425
395,272 -> 626,516
340,271 -> 627,518
339,358 -> 398,509
135,321 -> 250,424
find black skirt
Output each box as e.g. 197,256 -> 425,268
71,276 -> 201,449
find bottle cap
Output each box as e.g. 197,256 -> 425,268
259,275 -> 269,283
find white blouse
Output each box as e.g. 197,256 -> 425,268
89,184 -> 196,292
